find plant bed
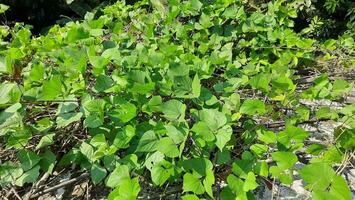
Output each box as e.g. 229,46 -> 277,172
0,0 -> 354,199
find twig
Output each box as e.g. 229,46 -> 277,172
10,188 -> 22,200
23,173 -> 50,200
336,152 -> 353,175
32,172 -> 50,194
30,173 -> 89,199
270,178 -> 275,200
138,186 -> 182,199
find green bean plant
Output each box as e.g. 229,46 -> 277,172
0,0 -> 354,199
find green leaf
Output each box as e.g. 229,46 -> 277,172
106,165 -> 130,188
203,170 -> 215,197
57,112 -> 82,128
250,144 -> 268,157
191,122 -> 215,142
257,129 -> 277,144
269,166 -> 293,184
215,125 -> 232,151
36,133 -> 55,150
271,151 -> 297,170
198,109 -> 227,131
255,161 -> 268,177
191,74 -> 201,98
150,0 -> 168,14
295,106 -> 310,122
29,63 -> 44,82
142,96 -> 162,114
183,173 -> 205,194
316,107 -> 338,120
94,75 -> 114,92
113,125 -> 136,149
40,150 -> 56,174
328,175 -> 351,200
198,13 -> 213,29
299,163 -> 336,191
339,104 -> 355,116
0,162 -> 23,185
80,142 -> 94,161
17,150 -> 41,171
305,144 -> 326,155
181,158 -> 213,177
161,100 -> 186,121
42,75 -> 63,100
272,76 -> 296,92
5,129 -> 32,149
182,194 -> 200,200
109,102 -> 137,123
108,177 -> 140,200
136,130 -> 159,152
250,73 -> 271,92
334,128 -> 355,150
0,83 -> 22,105
165,124 -> 186,144
188,0 -> 202,11
310,146 -> 343,164
226,174 -> 248,199
216,149 -> 231,165
89,56 -> 110,76
157,137 -> 179,158
0,4 -> 9,14
91,163 -> 107,184
56,101 -> 83,128
151,160 -> 174,186
332,79 -> 351,97
144,151 -> 165,171
0,103 -> 22,130
15,165 -> 40,187
84,113 -> 103,128
232,159 -> 253,178
243,172 -> 259,191
67,26 -> 89,42
222,5 -> 238,19
277,125 -> 309,150
239,99 -> 266,115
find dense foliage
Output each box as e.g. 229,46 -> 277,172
0,0 -> 354,199
293,0 -> 355,38
0,0 -> 109,34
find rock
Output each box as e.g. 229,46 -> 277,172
72,181 -> 88,197
256,180 -> 310,200
343,168 -> 355,196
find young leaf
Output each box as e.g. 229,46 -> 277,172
299,163 -> 336,191
36,133 -> 55,150
40,150 -> 56,174
17,150 -> 41,171
198,109 -> 227,131
157,137 -> 179,158
136,130 -> 159,152
15,165 -> 40,187
183,173 -> 205,194
91,163 -> 107,184
109,102 -> 137,123
42,75 -> 63,100
161,100 -> 186,121
106,165 -> 130,188
243,172 -> 259,191
215,125 -> 232,151
108,177 -> 140,200
239,99 -> 266,115
151,160 -> 174,186
191,74 -> 201,98
271,151 -> 297,170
